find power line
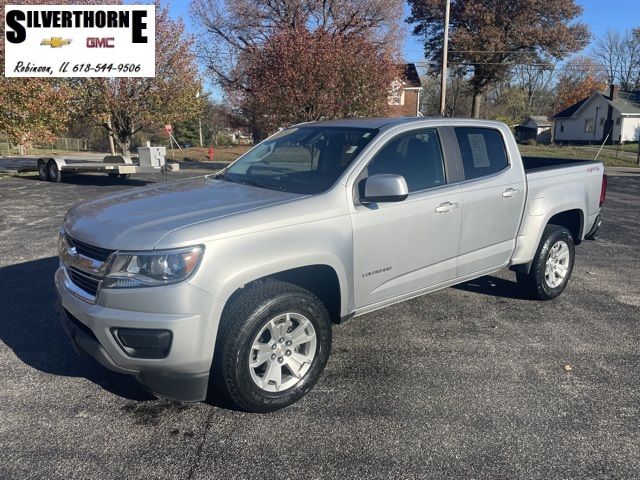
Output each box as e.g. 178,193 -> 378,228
412,61 -> 604,68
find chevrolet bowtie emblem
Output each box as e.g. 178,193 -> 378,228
41,37 -> 72,48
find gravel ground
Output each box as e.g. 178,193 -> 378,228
0,169 -> 638,480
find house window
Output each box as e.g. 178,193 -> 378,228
560,122 -> 565,133
388,79 -> 405,106
585,119 -> 594,133
616,117 -> 621,125
600,117 -> 605,126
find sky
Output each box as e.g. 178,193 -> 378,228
162,0 -> 640,98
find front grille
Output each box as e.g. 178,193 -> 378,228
67,236 -> 115,262
68,267 -> 101,296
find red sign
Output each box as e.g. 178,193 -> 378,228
164,124 -> 172,135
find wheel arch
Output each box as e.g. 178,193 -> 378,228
511,205 -> 585,274
217,260 -> 348,326
547,209 -> 584,245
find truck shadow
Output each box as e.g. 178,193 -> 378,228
0,256 -> 155,401
0,256 -> 234,409
0,257 -> 245,409
452,275 -> 530,300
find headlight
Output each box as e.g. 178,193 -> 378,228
103,246 -> 204,288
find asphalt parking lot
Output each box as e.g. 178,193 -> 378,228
1,167 -> 639,480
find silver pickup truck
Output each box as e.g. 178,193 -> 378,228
55,118 -> 607,412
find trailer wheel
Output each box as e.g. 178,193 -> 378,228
107,172 -> 119,178
38,160 -> 49,181
119,174 -> 131,179
47,160 -> 62,182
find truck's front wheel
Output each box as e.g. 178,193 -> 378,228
213,280 -> 332,413
517,225 -> 575,300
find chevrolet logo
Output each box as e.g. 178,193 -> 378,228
41,37 -> 72,48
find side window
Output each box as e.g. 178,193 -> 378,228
454,127 -> 508,180
366,129 -> 446,193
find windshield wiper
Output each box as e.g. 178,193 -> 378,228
214,171 -> 232,182
215,171 -> 284,191
236,178 -> 284,191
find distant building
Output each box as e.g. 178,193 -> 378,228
552,85 -> 640,144
515,116 -> 553,144
388,63 -> 423,117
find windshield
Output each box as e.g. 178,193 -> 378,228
222,126 -> 378,194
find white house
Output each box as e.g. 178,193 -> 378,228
553,85 -> 640,144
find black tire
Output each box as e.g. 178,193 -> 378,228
516,225 -> 575,300
47,160 -> 62,182
213,279 -> 332,413
119,173 -> 131,179
107,172 -> 119,178
38,160 -> 49,181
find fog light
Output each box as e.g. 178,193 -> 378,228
111,328 -> 172,359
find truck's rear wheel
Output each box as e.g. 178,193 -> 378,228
516,225 -> 575,300
213,280 -> 331,413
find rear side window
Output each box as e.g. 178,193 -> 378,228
454,127 -> 508,180
366,129 -> 446,192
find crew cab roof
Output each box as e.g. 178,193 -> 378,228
297,117 -> 507,131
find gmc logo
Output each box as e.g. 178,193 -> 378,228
86,37 -> 114,48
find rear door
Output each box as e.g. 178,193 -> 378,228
452,126 -> 526,277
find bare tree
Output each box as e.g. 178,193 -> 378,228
593,29 -> 640,90
512,62 -> 558,115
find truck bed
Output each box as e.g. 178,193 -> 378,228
521,156 -> 600,173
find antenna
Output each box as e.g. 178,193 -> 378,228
594,133 -> 610,161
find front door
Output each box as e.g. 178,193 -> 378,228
350,128 -> 463,309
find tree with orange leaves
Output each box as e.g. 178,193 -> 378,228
0,0 -> 91,149
554,56 -> 608,113
80,3 -> 203,156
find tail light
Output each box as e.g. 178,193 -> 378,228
599,174 -> 607,207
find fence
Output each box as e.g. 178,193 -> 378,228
0,135 -> 88,156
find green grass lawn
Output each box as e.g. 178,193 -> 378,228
601,143 -> 639,154
519,144 -> 640,168
167,145 -> 251,163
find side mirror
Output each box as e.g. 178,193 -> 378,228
360,174 -> 409,203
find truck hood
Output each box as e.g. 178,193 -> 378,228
64,176 -> 303,250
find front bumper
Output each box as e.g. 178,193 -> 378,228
55,266 -> 223,401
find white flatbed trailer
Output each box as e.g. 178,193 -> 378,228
36,145 -> 178,182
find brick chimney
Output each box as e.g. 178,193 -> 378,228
608,84 -> 619,100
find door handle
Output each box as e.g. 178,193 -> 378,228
502,188 -> 519,198
435,201 -> 459,213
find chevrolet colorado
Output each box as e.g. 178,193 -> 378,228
55,117 -> 606,412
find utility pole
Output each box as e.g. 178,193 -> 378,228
439,0 -> 451,116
